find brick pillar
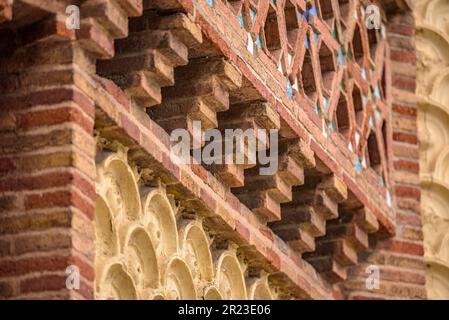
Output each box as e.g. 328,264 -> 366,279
341,7 -> 426,299
0,16 -> 96,299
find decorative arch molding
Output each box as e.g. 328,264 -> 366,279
95,148 -> 277,300
416,0 -> 449,299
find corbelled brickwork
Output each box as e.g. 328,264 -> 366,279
0,0 -> 426,300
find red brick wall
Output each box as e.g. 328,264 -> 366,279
0,22 -> 96,299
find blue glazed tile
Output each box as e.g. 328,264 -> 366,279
304,36 -> 309,48
355,155 -> 362,174
338,48 -> 344,65
238,13 -> 244,28
322,96 -> 329,113
255,35 -> 262,48
305,5 -> 317,22
375,85 -> 381,99
250,8 -> 256,23
207,0 -> 214,7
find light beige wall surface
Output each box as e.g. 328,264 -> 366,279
94,147 -> 277,300
415,0 -> 449,300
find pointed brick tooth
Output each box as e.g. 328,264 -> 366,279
305,256 -> 347,283
144,0 -> 184,11
281,139 -> 315,169
163,76 -> 230,112
289,228 -> 316,253
98,52 -> 175,87
208,102 -> 277,188
237,191 -> 281,222
77,19 -> 115,59
250,102 -> 281,130
333,240 -> 358,266
271,224 -> 316,253
354,207 -> 379,233
318,175 -> 348,203
149,99 -> 218,130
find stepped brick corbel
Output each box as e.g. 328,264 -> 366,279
149,56 -> 242,141
97,11 -> 202,108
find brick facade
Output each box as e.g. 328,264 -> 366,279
0,0 -> 425,299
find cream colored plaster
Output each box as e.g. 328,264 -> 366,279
416,0 -> 449,299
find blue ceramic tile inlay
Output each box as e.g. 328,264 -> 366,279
374,85 -> 381,99
328,121 -> 335,132
313,32 -> 318,43
355,155 -> 362,174
207,0 -> 214,7
338,47 -> 344,65
238,13 -> 244,28
305,5 -> 317,22
304,36 -> 309,48
369,115 -> 375,128
322,96 -> 329,113
255,35 -> 262,48
250,8 -> 256,23
287,78 -> 293,98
